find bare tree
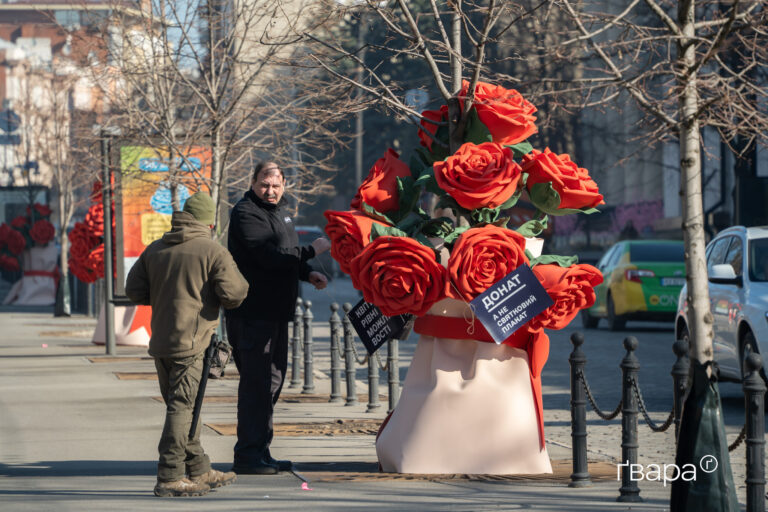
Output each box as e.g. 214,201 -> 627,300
89,0 -> 354,229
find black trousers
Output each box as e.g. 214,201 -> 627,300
225,314 -> 289,465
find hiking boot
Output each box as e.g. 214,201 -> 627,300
191,469 -> 237,489
154,477 -> 210,497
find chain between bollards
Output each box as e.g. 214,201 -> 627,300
743,352 -> 766,512
289,299 -> 303,389
301,300 -> 314,394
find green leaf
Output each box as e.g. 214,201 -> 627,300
412,232 -> 434,248
470,207 -> 501,224
409,153 -> 427,178
528,182 -> 562,215
396,176 -> 420,217
395,211 -> 426,235
421,217 -> 455,238
414,169 -> 444,196
369,222 -> 408,242
464,108 -> 493,145
515,217 -> 548,238
507,142 -> 533,159
428,123 -> 450,162
443,225 -> 470,245
498,190 -> 521,210
489,216 -> 510,228
361,202 -> 395,226
530,254 -> 579,267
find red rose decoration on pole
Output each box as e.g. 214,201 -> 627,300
350,148 -> 412,215
350,236 -> 447,317
30,219 -> 55,246
433,142 -> 522,210
11,216 -> 27,229
460,80 -> 538,146
446,225 -> 529,302
323,210 -> 388,276
529,264 -> 604,331
522,148 -> 604,215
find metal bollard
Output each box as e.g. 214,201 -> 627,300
302,299 -> 315,394
743,353 -> 766,512
342,303 -> 358,406
618,336 -> 642,503
670,339 -> 690,439
367,352 -> 381,411
387,338 -> 400,413
569,331 -> 591,488
329,303 -> 343,403
289,299 -> 303,388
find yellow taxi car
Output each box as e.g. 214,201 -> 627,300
581,240 -> 686,330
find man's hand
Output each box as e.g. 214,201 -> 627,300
308,271 -> 328,290
311,237 -> 332,255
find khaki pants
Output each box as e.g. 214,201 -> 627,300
154,352 -> 211,482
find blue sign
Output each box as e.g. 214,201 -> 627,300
469,264 -> 554,344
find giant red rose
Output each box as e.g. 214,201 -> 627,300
522,148 -> 604,212
350,236 -> 447,317
11,216 -> 27,229
417,105 -> 448,151
446,225 -> 529,302
350,149 -> 412,215
529,264 -> 603,330
323,210 -> 388,276
433,142 -> 522,210
30,219 -> 55,246
0,254 -> 20,272
460,80 -> 537,146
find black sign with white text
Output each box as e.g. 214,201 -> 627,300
469,264 -> 554,344
347,299 -> 413,355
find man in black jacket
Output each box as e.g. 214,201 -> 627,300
226,161 -> 330,474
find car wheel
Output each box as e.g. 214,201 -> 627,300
581,309 -> 599,329
607,295 -> 626,331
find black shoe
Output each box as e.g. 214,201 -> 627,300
265,454 -> 293,472
231,459 -> 279,475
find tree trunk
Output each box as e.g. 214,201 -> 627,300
678,0 -> 713,367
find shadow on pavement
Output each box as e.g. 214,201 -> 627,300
0,460 -> 156,477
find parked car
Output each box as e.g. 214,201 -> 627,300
296,225 -> 338,280
675,226 -> 768,383
581,240 -> 686,330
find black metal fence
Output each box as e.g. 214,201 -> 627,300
569,332 -> 766,510
284,298 -> 401,413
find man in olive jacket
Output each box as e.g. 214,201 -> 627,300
126,192 -> 249,497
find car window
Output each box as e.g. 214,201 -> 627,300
748,237 -> 768,282
707,237 -> 731,273
597,245 -> 618,270
629,243 -> 684,262
724,237 -> 743,276
602,244 -> 623,270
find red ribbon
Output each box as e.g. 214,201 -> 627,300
24,268 -> 60,287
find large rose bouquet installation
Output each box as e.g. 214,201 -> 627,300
326,80 -> 604,321
68,181 -> 115,284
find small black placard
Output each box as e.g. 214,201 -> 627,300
347,299 -> 412,355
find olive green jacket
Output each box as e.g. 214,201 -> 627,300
126,211 -> 249,358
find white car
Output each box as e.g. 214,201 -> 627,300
675,226 -> 768,382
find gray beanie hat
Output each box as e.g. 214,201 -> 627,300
182,192 -> 216,225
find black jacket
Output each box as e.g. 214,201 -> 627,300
227,190 -> 315,322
